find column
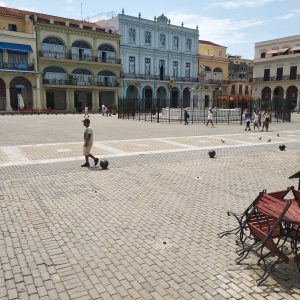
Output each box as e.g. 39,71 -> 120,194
66,89 -> 75,112
92,90 -> 99,113
296,87 -> 300,112
114,90 -> 118,106
32,88 -> 40,110
5,86 -> 12,111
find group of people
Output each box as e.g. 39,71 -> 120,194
245,109 -> 271,132
184,107 -> 215,126
101,104 -> 112,117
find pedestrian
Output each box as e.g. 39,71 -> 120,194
253,110 -> 260,131
206,107 -> 214,127
264,110 -> 271,131
244,110 -> 251,131
101,104 -> 106,116
184,108 -> 189,125
261,111 -> 266,131
84,106 -> 89,118
81,118 -> 99,168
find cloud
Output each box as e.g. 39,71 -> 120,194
167,12 -> 266,47
0,1 -> 7,6
209,0 -> 273,9
277,9 -> 300,20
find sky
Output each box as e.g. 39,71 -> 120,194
1,0 -> 300,59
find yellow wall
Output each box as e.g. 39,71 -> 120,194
198,42 -> 229,80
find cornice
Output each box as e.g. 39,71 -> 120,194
36,23 -> 120,41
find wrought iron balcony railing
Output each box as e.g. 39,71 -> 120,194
43,78 -> 119,87
0,62 -> 34,71
39,51 -> 121,64
251,75 -> 300,82
121,73 -> 199,82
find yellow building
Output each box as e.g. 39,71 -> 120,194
0,6 -> 121,113
0,6 -> 38,111
33,12 -> 121,112
198,40 -> 229,107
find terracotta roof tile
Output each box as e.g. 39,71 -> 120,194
0,6 -> 104,30
199,39 -> 226,48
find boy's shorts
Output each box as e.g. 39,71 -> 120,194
83,145 -> 92,156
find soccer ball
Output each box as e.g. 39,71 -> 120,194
100,159 -> 109,169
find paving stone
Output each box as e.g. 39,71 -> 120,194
0,115 -> 299,300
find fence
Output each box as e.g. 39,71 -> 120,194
118,97 -> 292,124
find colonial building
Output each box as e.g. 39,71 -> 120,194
0,6 -> 121,113
0,6 -> 38,111
33,12 -> 121,112
252,35 -> 300,112
198,40 -> 229,108
97,10 -> 199,110
228,55 -> 253,108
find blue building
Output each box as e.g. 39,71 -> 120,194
97,10 -> 199,111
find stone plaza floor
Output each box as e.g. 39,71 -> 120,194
0,113 -> 300,300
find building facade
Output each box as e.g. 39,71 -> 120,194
34,12 -> 121,112
0,6 -> 38,111
97,11 -> 199,110
198,40 -> 229,108
228,55 -> 253,108
0,6 -> 121,113
252,35 -> 300,112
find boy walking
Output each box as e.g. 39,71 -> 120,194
81,119 -> 99,167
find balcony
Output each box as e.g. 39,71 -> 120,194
122,73 -> 199,82
251,75 -> 300,83
0,62 -> 34,71
39,51 -> 121,64
43,78 -> 119,87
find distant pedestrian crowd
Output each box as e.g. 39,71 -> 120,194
244,109 -> 271,131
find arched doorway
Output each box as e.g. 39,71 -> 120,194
142,86 -> 153,112
10,77 -> 32,110
0,78 -> 6,110
126,85 -> 138,115
98,44 -> 116,63
286,86 -> 298,111
213,67 -> 223,82
273,86 -> 284,112
157,86 -> 167,109
183,88 -> 190,108
171,87 -> 179,108
261,87 -> 272,110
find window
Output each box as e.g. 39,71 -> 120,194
129,56 -> 135,74
186,39 -> 192,51
173,36 -> 179,49
245,86 -> 249,95
185,62 -> 190,78
8,52 -> 28,66
290,66 -> 297,80
159,34 -> 166,47
8,24 -> 17,31
231,85 -> 235,95
260,52 -> 266,58
145,31 -> 151,45
219,51 -> 222,57
145,58 -> 151,75
159,60 -> 165,79
276,67 -> 283,80
173,61 -> 178,77
129,28 -> 136,43
239,85 -> 243,95
264,69 -> 270,81
205,49 -> 209,56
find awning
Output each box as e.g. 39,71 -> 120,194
290,46 -> 300,52
0,42 -> 33,53
266,48 -> 289,54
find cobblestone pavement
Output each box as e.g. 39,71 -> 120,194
0,114 -> 300,300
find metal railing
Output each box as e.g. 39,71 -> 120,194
121,73 -> 199,82
252,75 -> 300,82
43,78 -> 119,87
0,62 -> 34,71
39,51 -> 121,64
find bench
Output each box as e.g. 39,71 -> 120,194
236,194 -> 291,285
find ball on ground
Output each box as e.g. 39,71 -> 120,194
100,159 -> 109,169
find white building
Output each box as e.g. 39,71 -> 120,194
252,35 -> 300,112
97,10 -> 199,110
